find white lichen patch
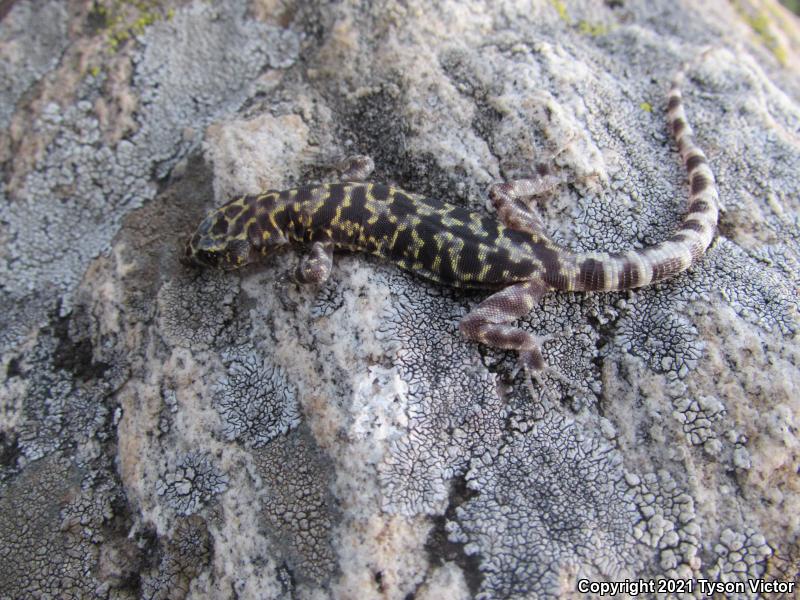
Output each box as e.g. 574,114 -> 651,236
156,450 -> 229,516
629,470 -> 701,578
448,413 -> 643,598
213,347 -> 301,448
706,528 -> 773,599
672,395 -> 726,455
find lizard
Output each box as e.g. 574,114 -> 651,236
182,69 -> 719,386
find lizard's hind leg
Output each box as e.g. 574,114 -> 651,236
459,280 -> 571,397
459,279 -> 557,374
489,175 -> 560,235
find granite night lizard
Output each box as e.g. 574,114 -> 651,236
183,70 -> 719,385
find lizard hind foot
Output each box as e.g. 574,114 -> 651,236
522,362 -> 570,403
519,340 -> 571,402
488,176 -> 561,236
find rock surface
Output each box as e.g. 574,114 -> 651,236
1,0 -> 799,598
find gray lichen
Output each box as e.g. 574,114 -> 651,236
376,271 -> 506,516
692,239 -> 798,335
521,293 -> 606,405
672,395 -> 726,455
447,413 -> 642,599
0,0 -> 300,313
156,450 -> 229,516
158,387 -> 179,437
12,324 -> 110,462
707,528 -> 772,599
253,430 -> 337,584
214,348 -> 301,448
628,470 -> 701,577
0,101 -> 153,312
0,290 -> 53,357
141,515 -> 213,600
613,293 -> 705,379
157,271 -> 239,349
0,0 -> 68,128
0,455 -> 103,597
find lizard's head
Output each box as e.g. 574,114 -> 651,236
183,203 -> 255,271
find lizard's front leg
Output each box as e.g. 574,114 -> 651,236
459,279 -> 553,374
338,155 -> 375,182
294,240 -> 334,284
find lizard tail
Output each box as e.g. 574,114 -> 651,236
554,67 -> 720,293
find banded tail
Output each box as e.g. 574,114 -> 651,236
556,68 -> 720,293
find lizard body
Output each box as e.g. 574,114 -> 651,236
184,72 -> 719,378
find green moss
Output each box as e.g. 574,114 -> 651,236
733,2 -> 788,66
640,101 -> 653,113
550,0 -> 572,24
577,20 -> 610,36
90,0 -> 174,53
550,1 -> 612,36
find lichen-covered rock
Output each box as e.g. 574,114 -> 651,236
447,412 -> 641,598
0,454 -> 135,598
10,323 -> 110,462
706,527 -> 773,599
214,348 -> 301,447
252,429 -> 337,584
0,455 -> 100,597
376,271 -> 507,516
156,450 -> 229,516
157,271 -> 240,349
1,0 -> 799,598
0,0 -> 68,129
140,515 -> 213,600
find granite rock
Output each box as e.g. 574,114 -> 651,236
1,1 -> 798,598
